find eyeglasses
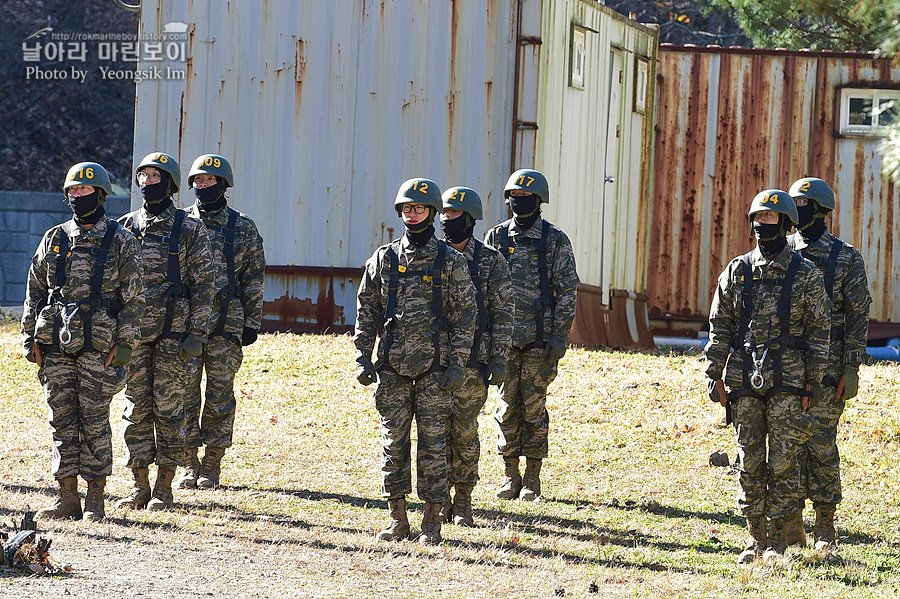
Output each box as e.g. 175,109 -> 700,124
401,204 -> 428,215
137,171 -> 161,184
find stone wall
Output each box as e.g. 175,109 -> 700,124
0,192 -> 131,305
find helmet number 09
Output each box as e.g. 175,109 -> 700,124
761,193 -> 778,205
204,156 -> 222,168
517,175 -> 535,187
411,180 -> 429,194
72,167 -> 94,180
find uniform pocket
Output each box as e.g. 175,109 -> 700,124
89,310 -> 116,354
34,304 -> 59,345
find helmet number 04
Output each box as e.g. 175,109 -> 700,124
761,193 -> 778,205
517,175 -> 535,187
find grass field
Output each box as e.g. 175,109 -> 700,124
1,319 -> 899,598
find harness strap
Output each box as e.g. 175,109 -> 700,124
77,221 -> 120,356
466,240 -> 488,368
801,238 -> 844,300
497,220 -> 553,350
734,252 -> 810,401
379,240 -> 448,380
210,208 -> 241,344
159,210 -> 189,343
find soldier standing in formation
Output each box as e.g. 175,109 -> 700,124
484,169 -> 579,502
178,154 -> 266,490
787,177 -> 872,550
23,162 -> 145,522
117,152 -> 215,511
706,189 -> 830,564
438,186 -> 512,526
354,178 -> 476,544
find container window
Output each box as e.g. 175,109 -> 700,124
839,88 -> 900,135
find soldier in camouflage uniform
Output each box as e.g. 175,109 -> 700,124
788,177 -> 872,550
355,178 -> 476,545
484,169 -> 579,502
117,152 -> 215,511
438,186 -> 512,526
23,162 -> 145,522
705,189 -> 830,564
177,154 -> 266,490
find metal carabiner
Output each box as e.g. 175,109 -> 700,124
749,347 -> 768,390
59,303 -> 79,345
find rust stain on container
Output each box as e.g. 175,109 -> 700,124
263,265 -> 362,334
649,45 -> 900,335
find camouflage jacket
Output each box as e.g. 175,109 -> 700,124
705,246 -> 831,392
453,238 -> 513,365
788,231 -> 872,372
484,217 -> 580,349
187,202 -> 266,336
22,216 -> 146,355
119,203 -> 214,342
355,234 -> 476,378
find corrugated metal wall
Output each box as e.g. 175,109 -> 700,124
133,0 -> 518,331
133,0 -> 659,337
649,45 -> 900,332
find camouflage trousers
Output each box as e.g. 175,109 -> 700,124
185,337 -> 243,449
798,384 -> 844,507
732,390 -> 812,518
375,368 -> 450,503
122,338 -> 188,468
447,366 -> 489,487
496,347 -> 555,459
38,349 -> 125,480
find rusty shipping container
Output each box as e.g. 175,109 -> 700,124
649,45 -> 900,339
132,0 -> 659,343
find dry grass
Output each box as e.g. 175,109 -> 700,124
1,322 -> 898,598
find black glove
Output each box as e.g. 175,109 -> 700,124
111,343 -> 133,367
486,355 -> 507,386
541,336 -> 567,364
707,378 -> 721,403
438,363 -> 465,392
177,333 -> 206,361
242,327 -> 259,346
356,356 -> 377,386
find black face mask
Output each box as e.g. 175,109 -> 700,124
509,194 -> 538,216
798,201 -> 828,242
440,213 -> 474,244
67,190 -> 101,219
195,180 -> 225,205
140,170 -> 172,204
405,222 -> 435,247
509,194 -> 540,229
752,219 -> 787,256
